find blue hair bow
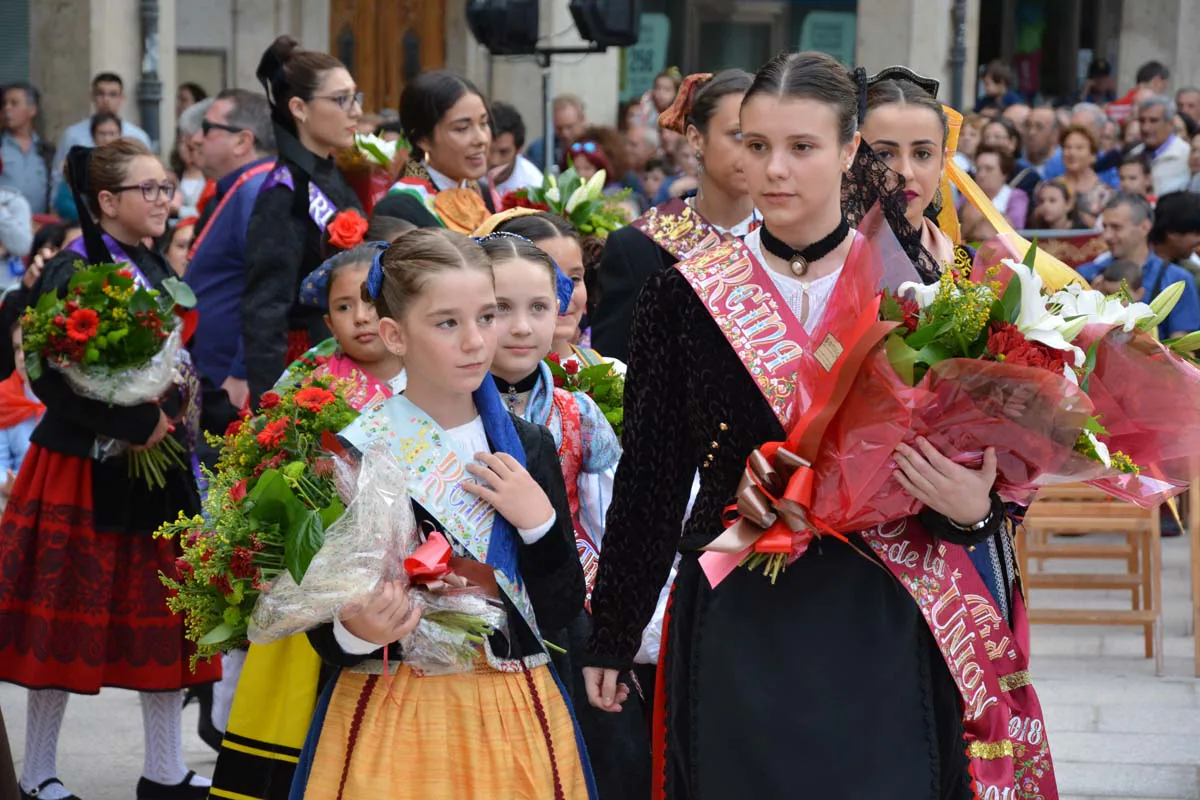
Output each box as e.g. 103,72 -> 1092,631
302,241 -> 390,310
473,231 -> 575,315
364,242 -> 388,301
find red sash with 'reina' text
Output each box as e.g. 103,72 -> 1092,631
673,234 -> 1058,800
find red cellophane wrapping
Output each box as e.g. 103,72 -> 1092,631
799,218 -> 1196,533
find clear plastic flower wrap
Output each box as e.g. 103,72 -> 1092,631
53,325 -> 183,406
248,441 -> 412,642
248,442 -> 508,676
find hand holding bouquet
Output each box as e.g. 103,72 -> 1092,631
20,261 -> 197,487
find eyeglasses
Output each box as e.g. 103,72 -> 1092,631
570,141 -> 600,155
312,92 -> 364,111
112,181 -> 177,202
201,119 -> 244,136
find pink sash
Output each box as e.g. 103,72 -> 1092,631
674,235 -> 1058,799
631,198 -> 733,263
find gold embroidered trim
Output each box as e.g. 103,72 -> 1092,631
967,740 -> 1014,760
998,671 -> 1032,691
814,334 -> 844,372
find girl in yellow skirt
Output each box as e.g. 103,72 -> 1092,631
290,228 -> 593,799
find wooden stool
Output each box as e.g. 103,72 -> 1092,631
1019,483 -> 1164,676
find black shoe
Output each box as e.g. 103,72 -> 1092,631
20,777 -> 81,799
135,772 -> 209,800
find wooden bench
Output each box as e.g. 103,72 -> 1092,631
1019,483 -> 1164,676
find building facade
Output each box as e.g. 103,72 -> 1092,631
3,0 -> 1200,156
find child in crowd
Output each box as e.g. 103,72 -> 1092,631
0,322 -> 43,511
1119,155 -> 1156,205
1096,258 -> 1145,301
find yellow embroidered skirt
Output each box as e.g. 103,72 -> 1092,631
303,664 -> 589,799
211,635 -> 323,800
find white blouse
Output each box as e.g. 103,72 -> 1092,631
745,228 -> 845,335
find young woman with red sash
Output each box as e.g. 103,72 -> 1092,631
242,36 -> 362,406
591,70 -> 757,362
584,52 -> 1057,799
0,139 -> 219,800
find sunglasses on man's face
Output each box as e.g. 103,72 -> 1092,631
202,119 -> 244,136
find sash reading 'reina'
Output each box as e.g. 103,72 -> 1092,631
631,198 -> 731,264
674,237 -> 1058,799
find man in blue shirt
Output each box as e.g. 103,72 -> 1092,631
50,73 -> 151,197
1078,193 -> 1200,339
185,89 -> 276,414
0,83 -> 52,213
524,93 -> 587,175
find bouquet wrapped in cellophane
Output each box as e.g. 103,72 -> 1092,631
336,132 -> 407,213
249,441 -> 507,676
720,212 -> 1200,582
20,260 -> 197,487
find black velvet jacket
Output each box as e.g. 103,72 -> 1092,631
307,414 -> 585,667
242,129 -> 361,404
587,265 -> 1005,667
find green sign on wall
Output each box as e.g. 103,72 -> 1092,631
799,11 -> 857,66
621,13 -> 671,103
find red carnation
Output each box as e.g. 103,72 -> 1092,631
174,558 -> 193,579
208,573 -> 233,595
229,479 -> 248,503
259,392 -> 281,410
256,418 -> 290,449
564,359 -> 580,375
230,546 -> 256,579
986,322 -> 1069,374
65,308 -> 99,342
294,386 -> 336,413
897,296 -> 921,333
224,418 -> 244,438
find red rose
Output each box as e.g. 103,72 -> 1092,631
65,308 -> 99,343
256,418 -> 290,449
547,352 -> 561,365
294,386 -> 336,413
174,558 -> 193,578
229,479 -> 248,503
259,392 -> 281,410
53,314 -> 65,326
553,374 -> 565,388
327,210 -> 369,250
64,301 -> 78,313
897,296 -> 921,334
564,359 -> 580,375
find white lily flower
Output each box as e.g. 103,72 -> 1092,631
547,173 -> 558,191
1082,430 -> 1112,468
897,280 -> 940,310
546,186 -> 561,204
354,133 -> 398,166
1004,259 -> 1086,366
583,169 -> 607,199
1049,284 -> 1155,332
564,184 -> 588,214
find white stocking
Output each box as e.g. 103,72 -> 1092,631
139,691 -> 210,788
212,649 -> 247,733
20,689 -> 71,800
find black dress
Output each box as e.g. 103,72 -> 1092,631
242,129 -> 361,404
587,266 -> 1002,799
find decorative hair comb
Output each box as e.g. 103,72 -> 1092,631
866,66 -> 941,98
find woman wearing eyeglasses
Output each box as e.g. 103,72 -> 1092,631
241,35 -> 362,407
0,138 -> 220,800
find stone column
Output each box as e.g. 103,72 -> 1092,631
855,0 -> 980,110
1115,2 -> 1200,95
31,0 -> 94,143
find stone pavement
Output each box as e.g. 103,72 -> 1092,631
1032,533 -> 1200,800
1,535 -> 1199,798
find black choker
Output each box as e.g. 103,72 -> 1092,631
760,218 -> 849,277
492,371 -> 541,411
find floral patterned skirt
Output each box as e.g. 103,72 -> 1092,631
0,445 -> 220,693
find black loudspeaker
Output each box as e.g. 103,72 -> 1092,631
568,0 -> 642,47
466,0 -> 540,55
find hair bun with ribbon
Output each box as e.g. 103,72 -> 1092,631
657,72 -> 714,134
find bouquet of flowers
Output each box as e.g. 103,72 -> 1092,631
337,132 -> 407,213
501,168 -> 631,237
155,377 -> 358,661
717,215 -> 1200,582
247,440 -> 507,676
546,352 -> 625,437
20,261 -> 196,487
